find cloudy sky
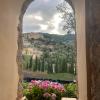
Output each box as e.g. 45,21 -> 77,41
23,0 -> 73,35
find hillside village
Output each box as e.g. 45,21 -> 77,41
22,32 -> 76,77
22,32 -> 76,56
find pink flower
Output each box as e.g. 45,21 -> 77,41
31,80 -> 42,86
43,92 -> 51,98
51,93 -> 56,100
29,80 -> 65,93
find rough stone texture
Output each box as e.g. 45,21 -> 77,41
16,22 -> 23,100
86,0 -> 100,100
16,0 -> 35,100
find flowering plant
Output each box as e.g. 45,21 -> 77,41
23,80 -> 66,100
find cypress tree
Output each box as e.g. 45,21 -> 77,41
41,57 -> 44,72
29,56 -> 33,70
26,62 -> 29,70
34,56 -> 38,71
38,59 -> 41,71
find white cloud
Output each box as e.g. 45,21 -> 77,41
34,15 -> 43,21
23,15 -> 33,23
49,13 -> 63,34
23,0 -> 73,35
52,13 -> 63,28
43,0 -> 49,3
23,13 -> 66,34
39,24 -> 48,30
24,14 -> 43,21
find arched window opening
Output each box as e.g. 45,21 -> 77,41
21,0 -> 77,99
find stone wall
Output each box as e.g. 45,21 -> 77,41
0,0 -> 24,100
86,0 -> 100,100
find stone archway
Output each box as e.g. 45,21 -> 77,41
17,0 -> 87,100
17,0 -> 76,99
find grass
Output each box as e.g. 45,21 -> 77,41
23,71 -> 75,81
46,73 -> 75,81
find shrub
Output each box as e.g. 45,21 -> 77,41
22,80 -> 77,100
64,83 -> 77,98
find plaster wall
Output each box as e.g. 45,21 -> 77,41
0,0 -> 24,100
71,0 -> 87,100
0,0 -> 87,100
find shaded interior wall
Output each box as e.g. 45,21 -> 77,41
0,0 -> 24,100
86,0 -> 100,100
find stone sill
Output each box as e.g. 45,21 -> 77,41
61,98 -> 76,100
21,97 -> 76,100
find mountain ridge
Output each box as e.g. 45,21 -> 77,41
23,32 -> 76,47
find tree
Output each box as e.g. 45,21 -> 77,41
26,62 -> 29,70
56,1 -> 75,33
29,56 -> 33,70
65,44 -> 76,74
40,56 -> 45,72
37,59 -> 41,71
34,56 -> 38,71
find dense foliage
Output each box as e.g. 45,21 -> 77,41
23,80 -> 77,100
23,33 -> 76,75
57,1 -> 75,33
23,44 -> 76,75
